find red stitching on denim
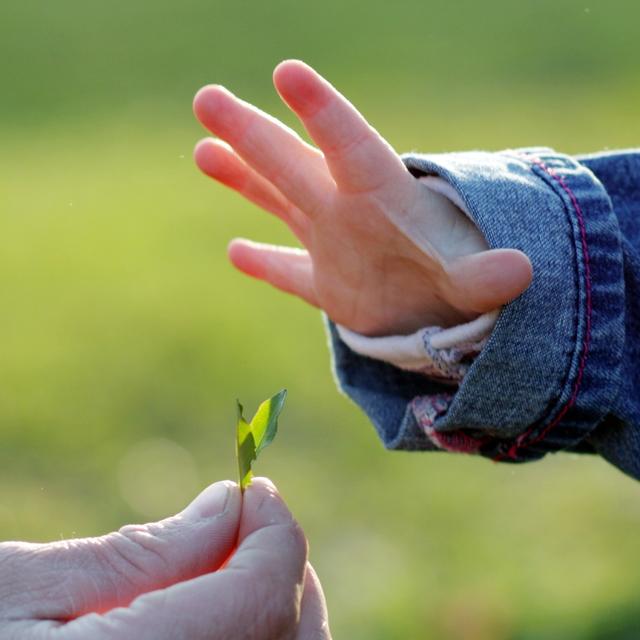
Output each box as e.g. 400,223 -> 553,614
494,157 -> 593,461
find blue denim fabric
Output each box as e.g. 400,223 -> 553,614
328,148 -> 640,480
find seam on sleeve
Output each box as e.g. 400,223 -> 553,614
411,153 -> 594,460
494,155 -> 593,460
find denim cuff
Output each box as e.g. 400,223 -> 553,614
328,148 -> 624,465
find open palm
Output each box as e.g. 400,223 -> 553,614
193,60 -> 531,336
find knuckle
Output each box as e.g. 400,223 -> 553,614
98,524 -> 172,585
324,126 -> 371,160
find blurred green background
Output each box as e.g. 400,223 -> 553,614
1,1 -> 640,638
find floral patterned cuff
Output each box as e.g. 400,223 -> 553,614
335,310 -> 499,384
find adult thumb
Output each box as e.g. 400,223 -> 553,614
59,478 -> 311,640
0,480 -> 241,622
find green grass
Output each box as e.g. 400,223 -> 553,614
1,0 -> 640,637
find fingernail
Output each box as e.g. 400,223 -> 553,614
181,481 -> 233,520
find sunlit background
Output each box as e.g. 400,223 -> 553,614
1,1 -> 640,638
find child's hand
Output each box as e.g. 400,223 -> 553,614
193,60 -> 532,336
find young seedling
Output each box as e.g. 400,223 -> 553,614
236,389 -> 287,492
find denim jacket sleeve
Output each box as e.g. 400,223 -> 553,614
327,147 -> 640,480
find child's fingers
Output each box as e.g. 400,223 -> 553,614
194,138 -> 309,242
193,85 -> 333,216
446,248 -> 534,314
228,239 -> 318,308
273,59 -> 413,195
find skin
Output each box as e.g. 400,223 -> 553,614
0,478 -> 330,639
193,59 -> 533,336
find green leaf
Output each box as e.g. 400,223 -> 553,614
236,401 -> 255,493
236,389 -> 287,492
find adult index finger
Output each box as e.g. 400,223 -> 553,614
58,479 -> 308,640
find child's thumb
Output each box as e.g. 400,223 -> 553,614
446,248 -> 533,314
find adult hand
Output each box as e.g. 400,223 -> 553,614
0,478 -> 330,639
193,60 -> 532,336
